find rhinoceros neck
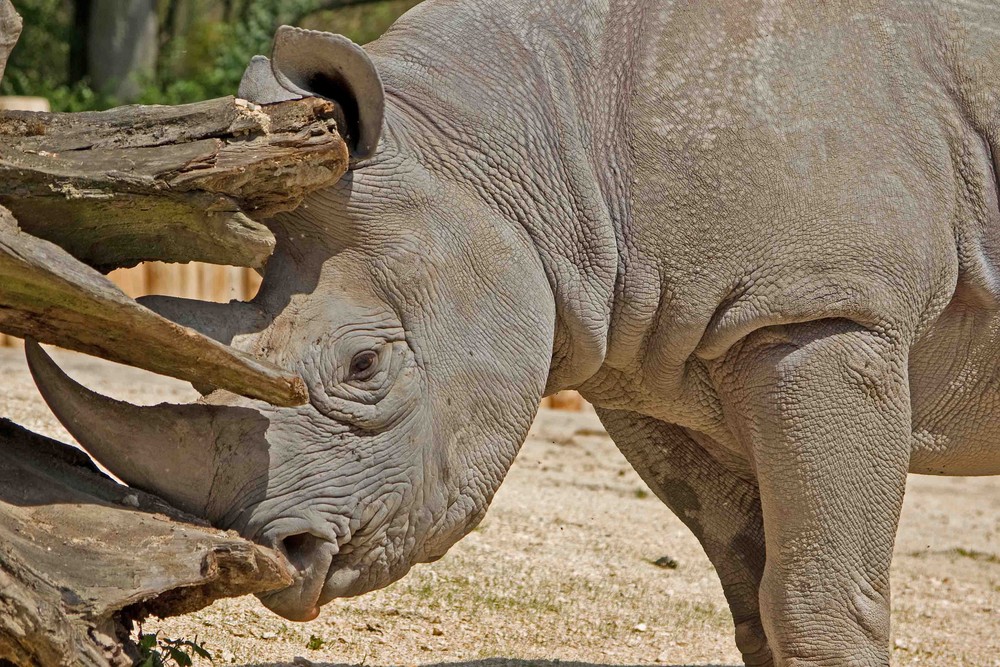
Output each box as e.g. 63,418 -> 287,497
368,0 -> 650,392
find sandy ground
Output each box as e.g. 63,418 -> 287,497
1,346 -> 998,667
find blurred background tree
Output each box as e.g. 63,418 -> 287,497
0,0 -> 420,111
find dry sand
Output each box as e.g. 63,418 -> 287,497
0,347 -> 997,667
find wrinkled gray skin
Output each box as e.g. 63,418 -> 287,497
29,1 -> 1000,665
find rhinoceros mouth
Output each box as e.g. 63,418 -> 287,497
257,536 -> 339,621
256,517 -> 382,619
257,547 -> 381,620
260,517 -> 422,619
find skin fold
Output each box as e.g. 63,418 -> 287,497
29,2 -> 1000,665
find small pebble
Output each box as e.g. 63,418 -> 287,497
633,622 -> 648,633
261,631 -> 277,640
121,494 -> 140,508
432,627 -> 444,636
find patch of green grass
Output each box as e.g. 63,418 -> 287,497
634,488 -> 650,499
306,634 -> 325,651
413,581 -> 436,598
649,555 -> 679,569
952,547 -> 1000,564
681,600 -> 729,629
478,592 -> 562,615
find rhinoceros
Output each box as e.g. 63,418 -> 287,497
26,0 -> 1000,664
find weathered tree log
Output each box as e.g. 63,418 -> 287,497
0,419 -> 293,667
0,95 -> 348,272
0,205 -> 307,406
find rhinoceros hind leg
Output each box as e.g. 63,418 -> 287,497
596,409 -> 773,667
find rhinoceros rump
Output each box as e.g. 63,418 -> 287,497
29,2 -> 1000,665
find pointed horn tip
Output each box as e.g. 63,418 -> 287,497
24,338 -> 99,404
24,339 -> 129,436
25,338 -> 58,390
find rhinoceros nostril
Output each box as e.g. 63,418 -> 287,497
279,532 -> 327,573
260,531 -> 339,621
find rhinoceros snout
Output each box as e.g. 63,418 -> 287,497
258,530 -> 341,621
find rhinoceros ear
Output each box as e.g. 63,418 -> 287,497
247,25 -> 385,162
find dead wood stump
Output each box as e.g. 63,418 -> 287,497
0,420 -> 293,667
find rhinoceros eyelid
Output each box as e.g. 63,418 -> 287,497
336,342 -> 397,396
347,350 -> 380,381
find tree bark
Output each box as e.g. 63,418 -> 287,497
0,419 -> 293,667
69,0 -> 92,86
87,0 -> 159,103
0,95 -> 348,272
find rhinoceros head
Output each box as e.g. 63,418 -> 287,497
28,27 -> 556,621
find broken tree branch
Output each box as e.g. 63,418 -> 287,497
0,95 -> 349,271
0,204 -> 307,406
0,419 -> 293,667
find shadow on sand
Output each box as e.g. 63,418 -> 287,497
243,659 -> 739,667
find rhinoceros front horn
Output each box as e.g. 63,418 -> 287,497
239,25 -> 385,161
25,340 -> 271,524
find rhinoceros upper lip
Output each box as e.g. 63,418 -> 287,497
258,537 -> 339,621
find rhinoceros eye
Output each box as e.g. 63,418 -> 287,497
348,350 -> 379,381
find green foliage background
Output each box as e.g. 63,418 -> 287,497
1,0 -> 420,111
